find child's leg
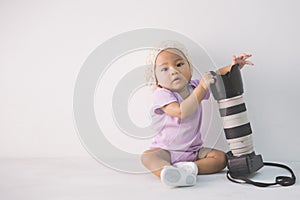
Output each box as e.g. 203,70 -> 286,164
141,148 -> 171,177
194,148 -> 227,174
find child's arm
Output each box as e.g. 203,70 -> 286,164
161,72 -> 214,119
216,53 -> 254,75
161,53 -> 254,119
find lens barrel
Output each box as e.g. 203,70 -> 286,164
210,64 -> 263,175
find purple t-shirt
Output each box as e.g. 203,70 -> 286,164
150,80 -> 210,154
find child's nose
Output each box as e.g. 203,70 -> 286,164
170,66 -> 179,74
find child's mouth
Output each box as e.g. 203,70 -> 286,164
172,77 -> 180,82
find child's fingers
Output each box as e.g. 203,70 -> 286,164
232,54 -> 253,66
240,53 -> 252,58
232,55 -> 237,64
238,53 -> 252,60
245,61 -> 254,66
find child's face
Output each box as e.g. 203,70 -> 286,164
154,48 -> 192,92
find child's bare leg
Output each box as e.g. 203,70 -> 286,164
194,149 -> 227,174
141,148 -> 171,177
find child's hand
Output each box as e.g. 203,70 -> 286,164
200,72 -> 215,90
232,53 -> 254,69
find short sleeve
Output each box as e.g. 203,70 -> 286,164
190,79 -> 210,100
152,88 -> 178,114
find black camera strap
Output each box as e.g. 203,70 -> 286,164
226,162 -> 296,187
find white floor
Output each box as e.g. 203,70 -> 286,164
0,158 -> 299,200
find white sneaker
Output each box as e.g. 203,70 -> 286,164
173,162 -> 198,175
160,166 -> 197,187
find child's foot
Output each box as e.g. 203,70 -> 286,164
173,162 -> 198,175
160,166 -> 197,187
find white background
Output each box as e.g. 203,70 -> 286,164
1,0 -> 299,162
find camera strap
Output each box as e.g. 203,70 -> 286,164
226,162 -> 296,187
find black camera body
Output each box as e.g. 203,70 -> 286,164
226,151 -> 263,176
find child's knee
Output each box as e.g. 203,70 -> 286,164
218,151 -> 227,169
210,150 -> 227,170
140,149 -> 160,164
140,150 -> 152,165
140,148 -> 170,165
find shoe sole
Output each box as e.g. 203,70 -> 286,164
161,166 -> 196,187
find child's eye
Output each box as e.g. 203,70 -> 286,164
177,63 -> 184,67
161,67 -> 168,72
